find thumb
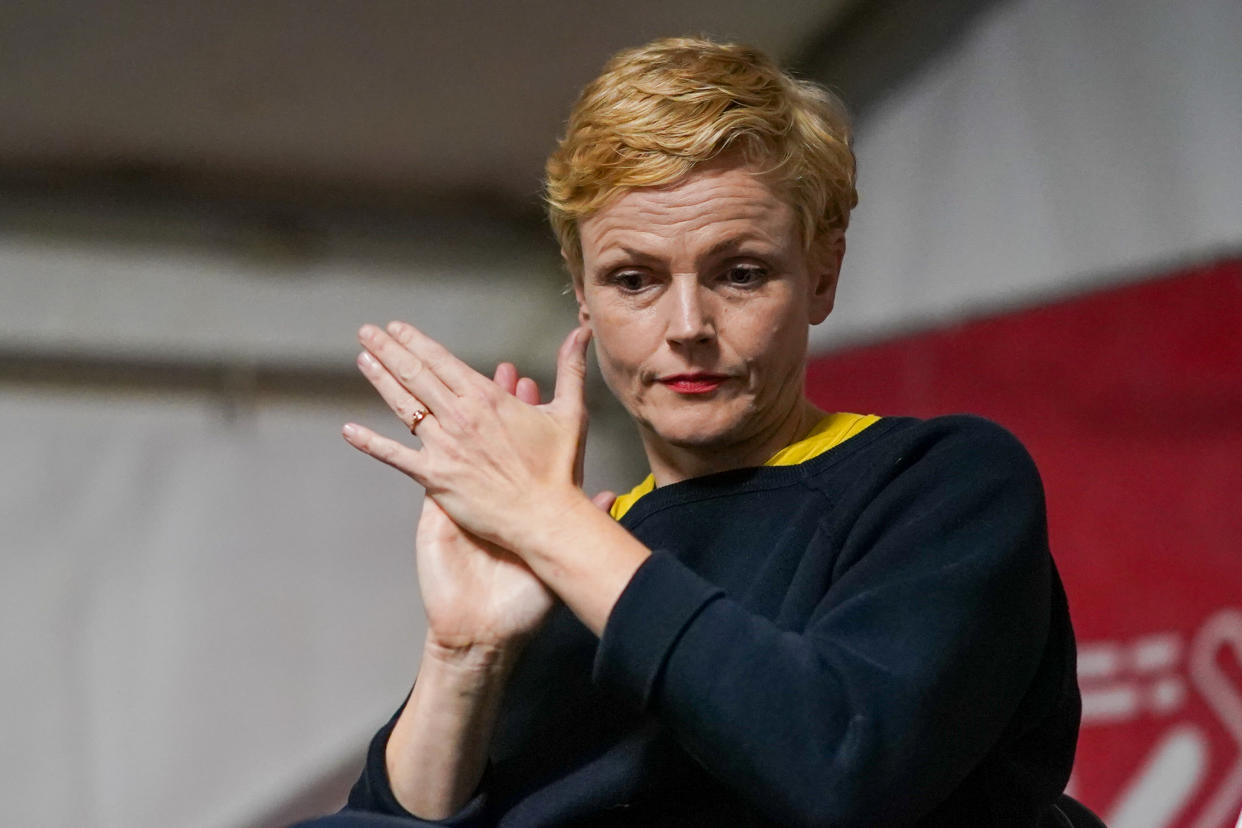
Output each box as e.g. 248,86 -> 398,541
552,326 -> 591,413
591,490 -> 618,513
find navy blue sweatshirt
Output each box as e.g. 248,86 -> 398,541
328,415 -> 1080,826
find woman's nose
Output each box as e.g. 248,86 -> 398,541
665,277 -> 715,345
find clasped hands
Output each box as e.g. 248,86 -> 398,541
342,321 -> 615,649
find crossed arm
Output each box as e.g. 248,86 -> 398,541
341,321 -> 650,817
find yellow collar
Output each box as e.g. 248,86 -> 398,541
609,412 -> 880,521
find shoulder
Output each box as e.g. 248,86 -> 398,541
800,414 -> 1046,528
923,414 -> 1042,487
812,415 -> 1053,599
828,413 -> 1040,480
869,412 -> 1029,449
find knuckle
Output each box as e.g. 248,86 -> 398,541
426,341 -> 452,364
453,408 -> 480,434
397,360 -> 423,384
388,322 -> 412,344
469,384 -> 499,407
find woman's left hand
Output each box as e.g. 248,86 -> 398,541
343,321 -> 593,552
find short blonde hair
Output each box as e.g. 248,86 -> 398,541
545,36 -> 858,274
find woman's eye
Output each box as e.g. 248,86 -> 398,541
609,271 -> 648,292
723,265 -> 766,287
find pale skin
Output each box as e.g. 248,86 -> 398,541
341,159 -> 845,817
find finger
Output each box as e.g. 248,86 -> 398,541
358,324 -> 457,414
515,376 -> 541,405
552,327 -> 592,486
591,490 -> 618,512
356,350 -> 440,433
493,362 -> 519,395
341,422 -> 427,482
384,320 -> 483,396
552,326 -> 591,412
573,444 -> 587,488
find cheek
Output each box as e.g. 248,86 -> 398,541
725,302 -> 793,356
590,305 -> 649,368
591,319 -> 643,391
728,305 -> 808,378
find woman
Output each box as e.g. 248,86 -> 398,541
325,37 -> 1080,826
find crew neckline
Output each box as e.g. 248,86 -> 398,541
609,412 -> 880,521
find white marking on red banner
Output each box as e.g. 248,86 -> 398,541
1080,609 -> 1242,828
1188,610 -> 1242,828
1109,725 -> 1207,828
1080,633 -> 1188,724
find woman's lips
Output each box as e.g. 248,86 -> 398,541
659,374 -> 730,394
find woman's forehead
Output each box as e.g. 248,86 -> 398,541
579,163 -> 798,258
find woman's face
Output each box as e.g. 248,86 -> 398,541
574,160 -> 842,455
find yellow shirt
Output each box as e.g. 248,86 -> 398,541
609,412 -> 881,521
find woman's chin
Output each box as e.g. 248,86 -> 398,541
643,412 -> 751,453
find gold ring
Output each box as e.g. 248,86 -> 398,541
409,408 -> 429,434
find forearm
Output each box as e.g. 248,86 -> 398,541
385,635 -> 522,819
587,548 -> 1052,826
585,423 -> 1062,825
513,489 -> 650,637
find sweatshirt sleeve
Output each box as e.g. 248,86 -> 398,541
341,703 -> 491,827
593,419 -> 1059,827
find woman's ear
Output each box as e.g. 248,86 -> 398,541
807,230 -> 845,325
564,250 -> 591,327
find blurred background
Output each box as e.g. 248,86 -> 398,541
2,1 -> 1239,826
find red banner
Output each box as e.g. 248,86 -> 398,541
806,259 -> 1242,827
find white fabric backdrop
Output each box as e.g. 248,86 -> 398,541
813,0 -> 1242,353
0,225 -> 568,370
1,391 -> 425,827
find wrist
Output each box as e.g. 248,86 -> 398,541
510,484 -> 597,554
392,634 -> 518,819
421,632 -> 526,679
507,487 -> 651,637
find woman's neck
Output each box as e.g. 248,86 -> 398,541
643,399 -> 825,487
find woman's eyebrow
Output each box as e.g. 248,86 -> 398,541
702,237 -> 746,259
592,236 -> 776,274
591,246 -> 662,271
699,235 -> 780,262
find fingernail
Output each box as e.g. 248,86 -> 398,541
357,351 -> 377,369
342,423 -> 358,438
359,324 -> 379,341
386,321 -> 403,336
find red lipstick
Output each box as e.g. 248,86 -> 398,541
659,373 -> 729,394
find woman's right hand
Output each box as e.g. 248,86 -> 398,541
415,363 -> 554,656
367,357 -> 619,819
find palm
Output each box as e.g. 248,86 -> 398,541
415,497 -> 553,650
353,354 -> 601,650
